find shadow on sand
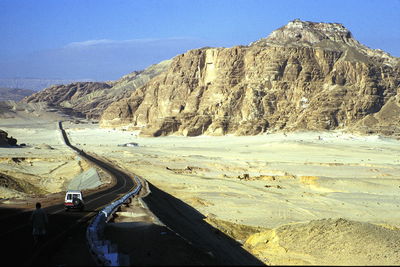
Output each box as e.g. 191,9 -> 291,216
142,182 -> 265,265
0,204 -> 95,266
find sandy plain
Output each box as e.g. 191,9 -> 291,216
0,105 -> 112,203
1,109 -> 400,265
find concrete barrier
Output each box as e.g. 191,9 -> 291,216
86,176 -> 142,266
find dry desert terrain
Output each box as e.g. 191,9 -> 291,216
1,110 -> 400,265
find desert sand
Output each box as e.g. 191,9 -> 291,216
66,122 -> 400,265
1,111 -> 400,265
0,108 -> 111,201
64,124 -> 400,227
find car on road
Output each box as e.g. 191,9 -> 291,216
64,190 -> 85,211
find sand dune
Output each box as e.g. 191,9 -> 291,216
245,218 -> 400,265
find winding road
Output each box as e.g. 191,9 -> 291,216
0,121 -> 264,266
0,121 -> 139,265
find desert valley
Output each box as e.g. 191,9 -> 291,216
1,19 -> 400,265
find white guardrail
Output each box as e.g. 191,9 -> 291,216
86,176 -> 142,266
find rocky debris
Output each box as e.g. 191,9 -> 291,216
0,129 -> 17,146
264,184 -> 283,189
23,60 -> 171,119
232,173 -> 295,181
253,19 -> 359,47
0,173 -> 24,192
11,157 -> 26,163
238,173 -> 250,180
34,144 -> 55,150
165,166 -> 208,175
0,172 -> 42,195
100,19 -> 400,137
252,19 -> 398,67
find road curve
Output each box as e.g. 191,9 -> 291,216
0,121 -> 138,266
1,121 -> 263,265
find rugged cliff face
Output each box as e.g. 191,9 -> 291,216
23,60 -> 171,119
100,20 -> 398,137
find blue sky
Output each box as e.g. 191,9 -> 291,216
1,0 -> 399,81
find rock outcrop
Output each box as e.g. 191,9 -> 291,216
0,130 -> 17,146
100,19 -> 400,137
23,60 -> 171,119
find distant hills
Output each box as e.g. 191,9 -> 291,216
0,78 -> 94,92
0,87 -> 35,101
23,60 -> 171,119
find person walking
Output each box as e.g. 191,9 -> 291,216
30,202 -> 48,246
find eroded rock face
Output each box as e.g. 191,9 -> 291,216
23,82 -> 112,118
102,20 -> 399,137
23,60 -> 171,119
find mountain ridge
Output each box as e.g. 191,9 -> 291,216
99,19 -> 400,137
23,60 -> 171,119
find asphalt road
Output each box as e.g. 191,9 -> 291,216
0,121 -> 138,265
0,121 -> 264,266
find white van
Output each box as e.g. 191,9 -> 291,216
64,190 -> 85,211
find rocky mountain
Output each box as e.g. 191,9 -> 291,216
0,88 -> 35,101
23,60 -> 171,119
100,19 -> 400,137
